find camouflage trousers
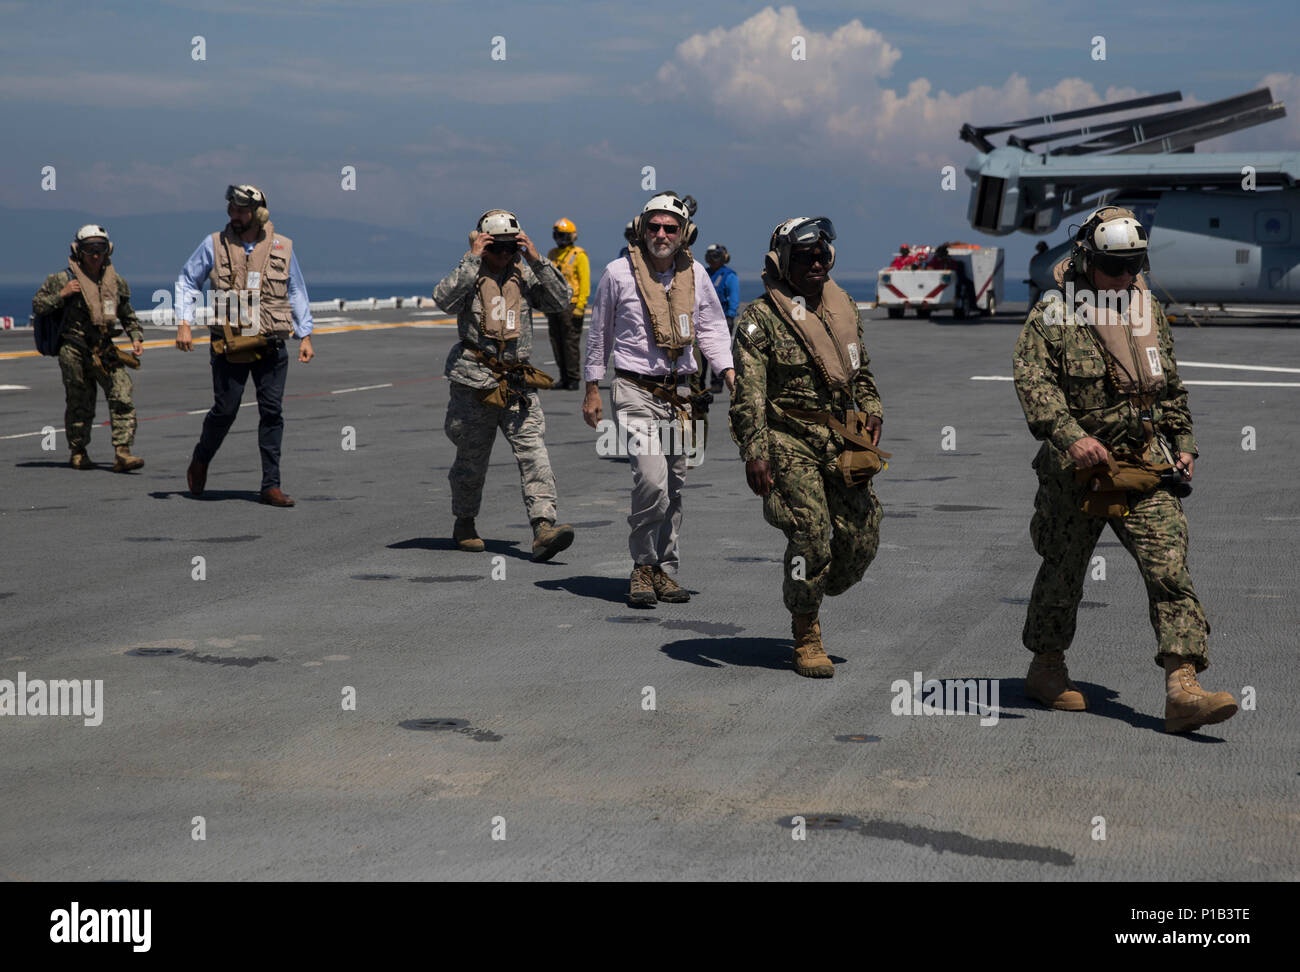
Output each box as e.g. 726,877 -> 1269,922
57,342 -> 135,452
444,381 -> 558,524
761,429 -> 882,614
1023,470 -> 1210,670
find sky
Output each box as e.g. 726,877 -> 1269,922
2,0 -> 1297,281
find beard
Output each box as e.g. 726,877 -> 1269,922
647,236 -> 679,260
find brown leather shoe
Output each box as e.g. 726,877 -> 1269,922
650,566 -> 690,603
260,487 -> 295,507
187,457 -> 208,497
628,565 -> 656,608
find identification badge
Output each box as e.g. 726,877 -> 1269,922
677,313 -> 691,338
245,271 -> 261,291
1146,346 -> 1162,376
848,343 -> 860,370
506,310 -> 517,331
103,299 -> 116,318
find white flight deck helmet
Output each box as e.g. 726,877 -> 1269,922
768,216 -> 836,280
1071,206 -> 1149,277
635,193 -> 697,247
476,209 -> 522,239
70,223 -> 112,260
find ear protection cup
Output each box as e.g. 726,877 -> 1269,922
254,206 -> 269,225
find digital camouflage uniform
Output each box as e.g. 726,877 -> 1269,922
729,296 -> 884,614
434,252 -> 571,523
33,269 -> 143,454
1013,286 -> 1210,670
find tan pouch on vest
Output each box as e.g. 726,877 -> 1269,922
216,321 -> 268,364
471,349 -> 554,407
777,404 -> 891,488
1073,454 -> 1168,517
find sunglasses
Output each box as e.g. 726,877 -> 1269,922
1092,251 -> 1146,276
789,246 -> 829,266
647,222 -> 680,237
79,243 -> 109,255
487,242 -> 519,255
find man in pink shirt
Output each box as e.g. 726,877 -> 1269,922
583,192 -> 735,607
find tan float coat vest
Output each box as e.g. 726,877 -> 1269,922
475,262 -> 526,347
209,221 -> 294,337
67,261 -> 119,331
761,253 -> 862,392
1051,257 -> 1163,396
626,243 -> 695,362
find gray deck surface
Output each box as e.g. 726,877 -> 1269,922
1,303 -> 1295,881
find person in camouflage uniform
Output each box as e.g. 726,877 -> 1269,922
730,217 -> 884,678
32,224 -> 145,471
434,209 -> 577,562
1013,206 -> 1238,733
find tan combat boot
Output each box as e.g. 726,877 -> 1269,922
628,565 -> 656,608
1025,651 -> 1087,710
1163,657 -> 1238,733
69,451 -> 96,470
112,446 -> 144,472
791,612 -> 834,678
650,565 -> 690,603
453,517 -> 485,553
531,519 -> 575,562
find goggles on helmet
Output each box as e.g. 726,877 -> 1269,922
1092,251 -> 1146,276
783,217 -> 836,247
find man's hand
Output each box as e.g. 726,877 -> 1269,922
582,381 -> 603,429
131,339 -> 144,357
469,231 -> 489,257
1067,435 -> 1110,468
745,459 -> 774,498
1175,452 -> 1194,480
864,413 -> 883,447
59,279 -> 81,299
298,335 -> 315,363
516,231 -> 541,262
175,321 -> 193,351
721,368 -> 736,393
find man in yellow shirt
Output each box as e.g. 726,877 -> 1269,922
546,218 -> 590,390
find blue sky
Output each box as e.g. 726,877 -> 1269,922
2,0 -> 1297,279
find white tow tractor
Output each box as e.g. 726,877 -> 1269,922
875,243 -> 1004,319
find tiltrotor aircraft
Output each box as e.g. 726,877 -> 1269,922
960,88 -> 1300,307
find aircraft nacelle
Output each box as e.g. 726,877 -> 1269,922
965,147 -> 1065,236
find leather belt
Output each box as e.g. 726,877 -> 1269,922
615,368 -> 679,388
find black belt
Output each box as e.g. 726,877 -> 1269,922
615,368 -> 678,388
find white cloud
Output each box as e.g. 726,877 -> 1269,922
657,6 -> 1164,170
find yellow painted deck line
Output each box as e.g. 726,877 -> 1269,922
0,319 -> 456,360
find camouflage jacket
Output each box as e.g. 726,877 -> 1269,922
433,252 -> 571,389
1013,291 -> 1196,475
729,293 -> 883,462
32,269 -> 144,346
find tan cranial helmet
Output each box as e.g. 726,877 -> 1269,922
226,184 -> 269,225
